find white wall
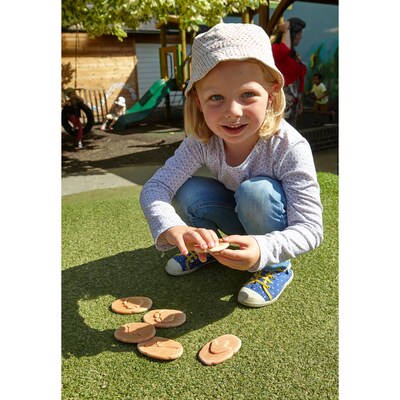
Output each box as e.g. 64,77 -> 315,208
135,43 -> 189,107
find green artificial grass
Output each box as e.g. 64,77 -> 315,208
62,172 -> 338,400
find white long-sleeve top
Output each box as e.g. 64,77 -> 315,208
139,120 -> 323,272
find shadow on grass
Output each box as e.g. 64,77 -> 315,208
62,246 -> 246,359
61,122 -> 186,176
62,141 -> 182,175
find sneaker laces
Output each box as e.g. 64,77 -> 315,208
247,268 -> 286,301
183,251 -> 214,271
184,251 -> 201,271
248,271 -> 274,301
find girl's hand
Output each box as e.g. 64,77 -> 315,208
164,226 -> 220,262
211,235 -> 260,271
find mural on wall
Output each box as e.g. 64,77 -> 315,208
284,1 -> 338,107
228,1 -> 338,108
88,83 -> 137,112
307,42 -> 338,107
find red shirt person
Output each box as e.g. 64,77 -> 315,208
272,18 -> 307,127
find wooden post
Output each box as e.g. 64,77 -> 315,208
242,9 -> 250,24
160,26 -> 167,80
103,89 -> 109,115
159,25 -> 171,120
180,28 -> 187,86
258,5 -> 269,32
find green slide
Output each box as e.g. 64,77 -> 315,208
113,78 -> 177,131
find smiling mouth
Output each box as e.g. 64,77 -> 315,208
223,124 -> 246,133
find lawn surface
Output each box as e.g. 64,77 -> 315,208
62,172 -> 338,400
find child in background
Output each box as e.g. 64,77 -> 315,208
308,72 -> 329,125
100,96 -> 126,130
63,88 -> 85,149
140,23 -> 323,308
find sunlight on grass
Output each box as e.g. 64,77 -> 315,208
62,173 -> 338,399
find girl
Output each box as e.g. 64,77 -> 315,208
100,96 -> 126,130
140,23 -> 323,308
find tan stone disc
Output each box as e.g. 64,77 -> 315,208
137,336 -> 184,360
111,296 -> 153,314
114,322 -> 156,344
194,240 -> 230,253
143,309 -> 186,328
198,334 -> 242,366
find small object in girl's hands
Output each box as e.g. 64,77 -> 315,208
194,240 -> 230,253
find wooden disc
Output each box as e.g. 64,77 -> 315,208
137,337 -> 184,360
143,309 -> 186,328
114,322 -> 156,344
198,334 -> 242,365
111,296 -> 153,314
194,240 -> 230,253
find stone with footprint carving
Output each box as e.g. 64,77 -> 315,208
137,337 -> 184,360
198,334 -> 242,365
111,296 -> 153,314
114,322 -> 156,343
143,309 -> 186,328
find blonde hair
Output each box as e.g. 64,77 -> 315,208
184,59 -> 285,143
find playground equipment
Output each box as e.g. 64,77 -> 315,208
112,77 -> 177,131
112,43 -> 186,131
61,89 -> 94,137
61,16 -> 191,133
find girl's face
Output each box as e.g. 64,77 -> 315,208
195,61 -> 270,147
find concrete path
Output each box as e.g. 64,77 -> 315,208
62,147 -> 338,196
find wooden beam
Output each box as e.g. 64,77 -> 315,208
299,0 -> 337,4
180,28 -> 188,84
258,5 -> 269,31
266,0 -> 295,35
242,9 -> 250,23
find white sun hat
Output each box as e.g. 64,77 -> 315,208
115,96 -> 126,106
185,23 -> 283,96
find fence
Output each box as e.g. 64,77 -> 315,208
62,87 -> 185,127
299,124 -> 338,152
74,88 -> 110,124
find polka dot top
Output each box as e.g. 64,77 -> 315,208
139,120 -> 323,271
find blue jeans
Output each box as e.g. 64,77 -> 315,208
173,176 -> 290,270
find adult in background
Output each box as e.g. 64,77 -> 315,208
272,17 -> 307,128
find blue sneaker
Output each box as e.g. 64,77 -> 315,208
238,266 -> 293,307
165,251 -> 215,276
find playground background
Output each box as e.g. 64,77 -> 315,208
61,2 -> 338,131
